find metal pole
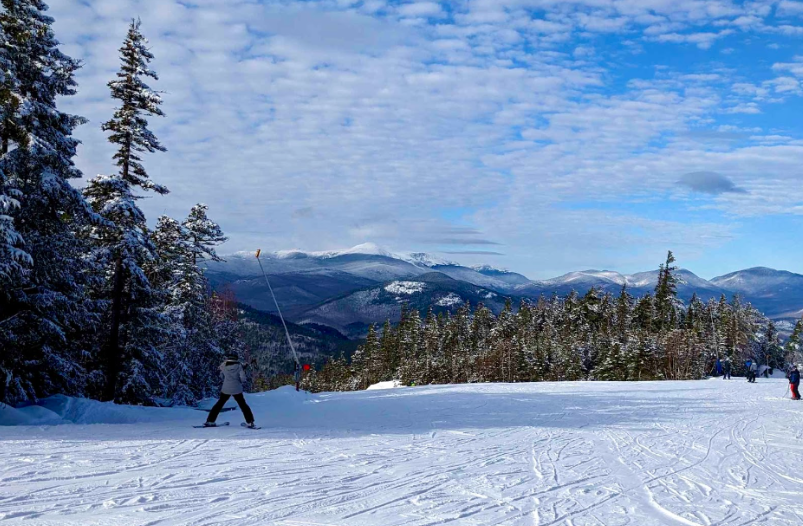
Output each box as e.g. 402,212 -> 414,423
255,249 -> 300,366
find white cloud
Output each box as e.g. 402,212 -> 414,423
44,0 -> 803,277
773,56 -> 803,77
776,0 -> 803,17
725,102 -> 761,114
397,2 -> 445,18
653,29 -> 734,49
766,76 -> 802,94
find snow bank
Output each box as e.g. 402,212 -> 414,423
0,395 -> 198,426
366,380 -> 403,390
40,395 -> 199,425
0,403 -> 65,426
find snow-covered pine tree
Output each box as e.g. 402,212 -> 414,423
469,303 -> 494,381
451,302 -> 473,383
0,17 -> 28,286
83,19 -> 168,403
183,204 -> 226,264
421,308 -> 439,385
398,307 -> 421,386
653,250 -> 679,332
0,182 -> 26,284
378,319 -> 399,381
0,0 -> 100,405
531,297 -> 557,381
490,298 -> 516,383
785,317 -> 803,365
149,216 -> 194,404
362,324 -> 382,385
512,300 -> 533,382
759,321 -> 783,371
150,206 -> 229,403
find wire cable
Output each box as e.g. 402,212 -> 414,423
255,249 -> 300,366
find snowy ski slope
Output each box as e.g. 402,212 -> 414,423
1,379 -> 802,525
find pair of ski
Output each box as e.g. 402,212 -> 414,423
193,422 -> 263,430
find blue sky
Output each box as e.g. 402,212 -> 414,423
51,0 -> 803,279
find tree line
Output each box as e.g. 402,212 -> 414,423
0,3 -> 235,405
305,252 -> 803,392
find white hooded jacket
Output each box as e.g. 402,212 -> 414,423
220,360 -> 246,395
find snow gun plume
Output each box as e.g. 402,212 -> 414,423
254,248 -> 299,366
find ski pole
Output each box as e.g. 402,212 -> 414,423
255,249 -> 300,366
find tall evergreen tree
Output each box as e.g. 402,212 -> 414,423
654,250 -> 678,332
183,204 -> 226,264
0,0 -> 98,404
759,321 -> 783,371
785,317 -> 803,365
83,19 -> 167,402
151,206 -> 228,403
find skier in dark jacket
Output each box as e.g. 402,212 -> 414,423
722,359 -> 731,380
205,353 -> 256,428
790,365 -> 801,400
294,363 -> 301,392
715,358 -> 723,377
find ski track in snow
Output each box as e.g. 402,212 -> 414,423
1,380 -> 802,525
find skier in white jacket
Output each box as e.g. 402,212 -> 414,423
204,353 -> 256,428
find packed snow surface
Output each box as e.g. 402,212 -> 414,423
2,380 -> 803,525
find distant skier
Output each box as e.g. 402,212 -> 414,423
746,360 -> 758,383
715,358 -> 723,377
205,353 -> 256,428
790,365 -> 801,400
722,359 -> 731,380
294,363 -> 301,392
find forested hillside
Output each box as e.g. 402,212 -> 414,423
306,252 -> 803,392
237,303 -> 358,390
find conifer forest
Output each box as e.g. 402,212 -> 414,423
306,251 -> 799,393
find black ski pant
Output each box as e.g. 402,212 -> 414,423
207,393 -> 254,424
792,383 -> 801,400
723,371 -> 730,379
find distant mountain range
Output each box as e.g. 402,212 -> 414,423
205,244 -> 803,338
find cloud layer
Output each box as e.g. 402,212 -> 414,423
49,0 -> 803,278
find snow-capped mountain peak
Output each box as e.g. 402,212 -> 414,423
543,270 -> 627,287
403,252 -> 457,267
338,242 -> 396,258
269,243 -> 398,260
255,243 -> 462,268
